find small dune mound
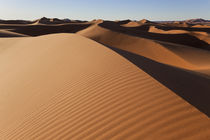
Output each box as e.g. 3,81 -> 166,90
172,21 -> 189,27
50,18 -> 64,24
90,19 -> 104,24
35,17 -> 50,24
139,19 -> 153,24
149,26 -> 188,34
121,21 -> 141,27
192,24 -> 210,28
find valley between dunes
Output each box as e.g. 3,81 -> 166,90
0,18 -> 210,139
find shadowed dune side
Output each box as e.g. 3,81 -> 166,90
0,34 -> 209,140
99,21 -> 210,50
0,24 -> 30,29
10,23 -> 91,36
0,20 -> 33,24
121,24 -> 151,32
0,30 -> 28,37
0,23 -> 91,36
107,46 -> 210,117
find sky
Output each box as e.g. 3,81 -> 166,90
0,0 -> 209,21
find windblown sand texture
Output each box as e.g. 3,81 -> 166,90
0,18 -> 210,140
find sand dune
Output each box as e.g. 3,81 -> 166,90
193,25 -> 210,28
98,21 -> 210,51
149,26 -> 189,34
171,21 -> 190,27
139,19 -> 154,24
0,33 -> 209,140
122,21 -> 141,27
149,26 -> 210,44
78,24 -> 195,69
78,24 -> 210,73
114,19 -> 131,25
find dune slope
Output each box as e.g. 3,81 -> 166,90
0,34 -> 209,140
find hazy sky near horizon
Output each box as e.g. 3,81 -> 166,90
0,0 -> 209,21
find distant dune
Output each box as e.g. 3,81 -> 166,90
0,18 -> 210,140
33,17 -> 71,25
121,21 -> 141,27
78,22 -> 210,72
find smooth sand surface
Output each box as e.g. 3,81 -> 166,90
0,34 -> 209,140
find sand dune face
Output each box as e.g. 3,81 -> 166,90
0,34 -> 209,140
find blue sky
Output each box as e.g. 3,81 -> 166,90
0,0 -> 209,20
